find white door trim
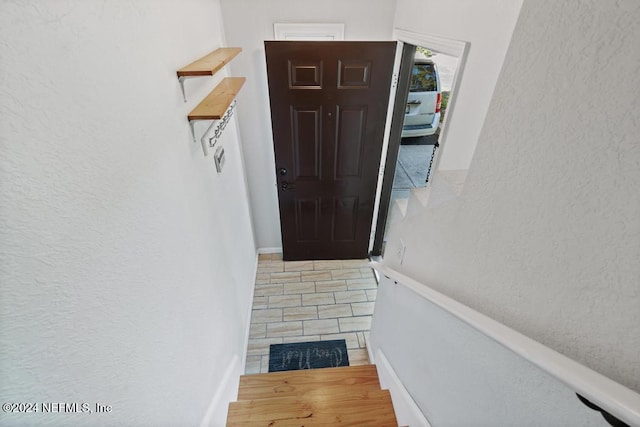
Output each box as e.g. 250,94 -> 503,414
273,23 -> 345,41
394,29 -> 468,57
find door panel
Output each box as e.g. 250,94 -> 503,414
338,60 -> 371,88
291,106 -> 322,180
335,105 -> 366,178
296,199 -> 320,241
289,60 -> 323,89
266,41 -> 396,260
332,196 -> 359,241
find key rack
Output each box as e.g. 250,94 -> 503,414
201,99 -> 236,149
188,77 -> 245,156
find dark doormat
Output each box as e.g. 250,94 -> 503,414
268,339 -> 349,372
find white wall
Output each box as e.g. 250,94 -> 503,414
370,276 -> 607,426
219,0 -> 397,249
385,0 -> 640,395
0,1 -> 256,425
394,0 -> 523,171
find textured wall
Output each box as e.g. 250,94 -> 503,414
385,0 -> 640,393
219,0 -> 397,249
394,0 -> 523,171
0,1 -> 256,425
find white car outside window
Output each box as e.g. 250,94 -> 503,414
401,59 -> 441,138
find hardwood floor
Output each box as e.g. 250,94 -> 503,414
237,365 -> 380,400
227,365 -> 398,426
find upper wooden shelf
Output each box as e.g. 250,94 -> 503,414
177,47 -> 242,78
188,77 -> 246,121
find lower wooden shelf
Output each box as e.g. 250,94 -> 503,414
188,77 -> 246,121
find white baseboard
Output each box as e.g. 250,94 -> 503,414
374,349 -> 432,427
241,252 -> 259,371
199,355 -> 241,427
365,334 -> 376,364
257,247 -> 283,254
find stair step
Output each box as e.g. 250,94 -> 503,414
238,365 -> 380,400
406,186 -> 431,216
227,389 -> 397,426
389,198 -> 408,224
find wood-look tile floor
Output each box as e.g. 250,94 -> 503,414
245,254 -> 378,374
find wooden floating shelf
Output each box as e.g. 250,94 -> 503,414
177,47 -> 242,77
188,77 -> 246,121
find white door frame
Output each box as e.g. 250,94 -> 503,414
368,29 -> 470,253
392,29 -> 470,175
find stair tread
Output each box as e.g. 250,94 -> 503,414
238,365 -> 380,400
240,382 -> 381,402
227,389 -> 397,426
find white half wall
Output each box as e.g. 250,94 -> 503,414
219,0 -> 398,249
369,275 -> 608,426
394,0 -> 524,171
385,0 -> 640,393
0,0 -> 256,424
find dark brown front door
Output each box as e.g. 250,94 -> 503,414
265,41 -> 396,260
